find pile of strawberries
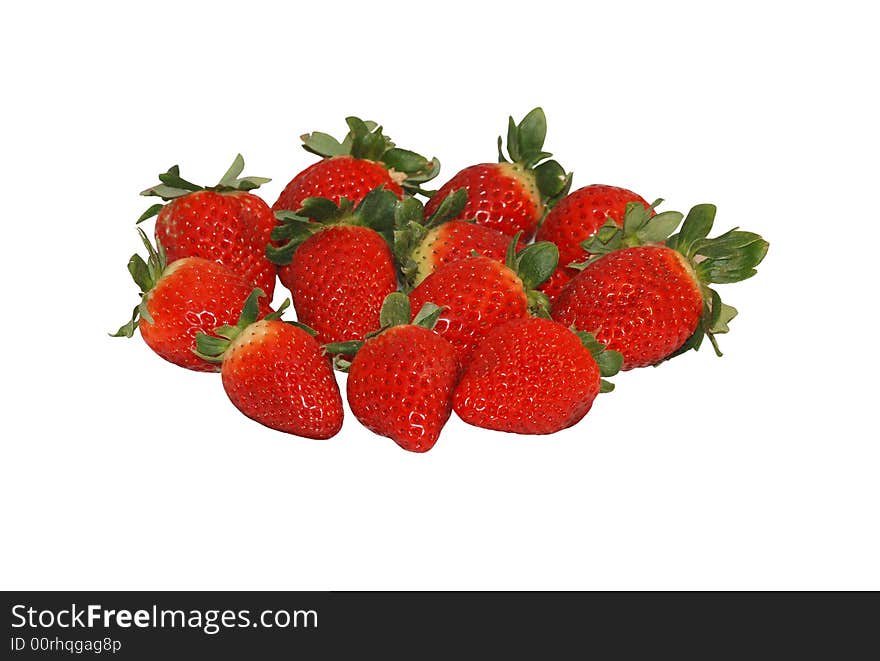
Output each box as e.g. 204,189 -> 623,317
114,109 -> 769,452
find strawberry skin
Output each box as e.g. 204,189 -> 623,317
536,185 -> 652,303
280,225 -> 397,345
424,163 -> 542,238
553,246 -> 704,370
410,220 -> 525,287
423,108 -> 570,239
453,318 -> 602,434
408,256 -> 529,363
346,325 -> 459,452
273,116 -> 438,212
157,190 -> 277,297
140,157 -> 278,298
220,320 -> 343,438
272,156 -> 403,212
139,257 -> 272,372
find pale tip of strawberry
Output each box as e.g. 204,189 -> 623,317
388,168 -> 408,186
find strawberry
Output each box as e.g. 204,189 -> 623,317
195,290 -> 343,439
408,237 -> 559,362
267,188 -> 401,345
138,155 -> 277,297
453,318 -> 622,434
535,184 -> 654,302
326,293 -> 459,453
423,108 -> 571,239
391,189 -> 526,289
111,229 -> 272,372
272,117 -> 439,212
552,203 -> 769,369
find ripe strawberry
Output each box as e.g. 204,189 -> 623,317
424,108 -> 571,239
195,290 -> 343,439
272,116 -> 439,212
111,229 -> 272,372
408,237 -> 559,362
326,293 -> 459,453
536,184 -> 654,302
392,189 -> 526,289
552,203 -> 770,369
267,188 -> 401,345
453,318 -> 622,434
138,154 -> 277,297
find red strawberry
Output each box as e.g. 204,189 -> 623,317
453,317 -> 622,434
267,188 -> 400,345
111,229 -> 272,372
273,117 -> 439,212
392,189 -> 526,288
138,155 -> 277,297
408,237 -> 559,362
536,184 -> 654,302
327,294 -> 459,453
424,108 -> 571,239
552,203 -> 769,369
195,291 -> 343,439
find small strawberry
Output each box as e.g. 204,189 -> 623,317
392,189 -> 526,289
138,154 -> 277,297
267,188 -> 401,345
111,229 -> 272,372
453,317 -> 622,434
408,236 -> 559,362
536,184 -> 654,302
552,203 -> 770,369
424,107 -> 571,239
326,293 -> 459,453
195,290 -> 343,439
272,117 -> 439,212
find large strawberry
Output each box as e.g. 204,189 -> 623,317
111,229 -> 272,372
138,154 -> 277,297
536,184 -> 654,302
326,293 -> 459,453
408,237 -> 559,362
552,203 -> 769,369
195,290 -> 343,439
453,317 -> 622,435
423,107 -> 571,239
272,117 -> 439,212
267,187 -> 400,345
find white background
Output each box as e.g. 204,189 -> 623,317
1,1 -> 877,590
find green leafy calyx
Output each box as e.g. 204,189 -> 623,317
573,330 -> 624,393
323,294 -> 445,364
502,233 -> 559,318
393,188 -> 469,289
137,154 -> 270,223
191,290 -> 289,364
301,117 -> 440,193
109,228 -> 168,338
267,187 -> 401,266
496,107 -> 572,208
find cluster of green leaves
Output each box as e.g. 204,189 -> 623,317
497,107 -> 572,208
573,330 -> 625,393
192,289 -> 293,363
137,154 -> 270,224
392,189 -> 468,289
266,187 -> 401,266
302,116 -> 440,192
500,232 -> 559,318
110,228 -> 168,338
323,293 -> 445,370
